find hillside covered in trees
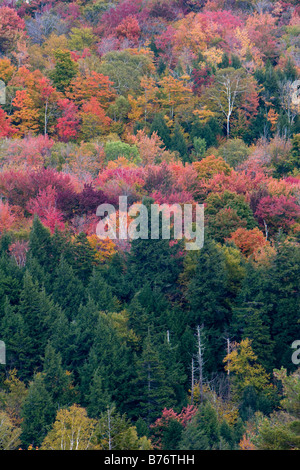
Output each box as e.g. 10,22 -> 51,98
0,0 -> 300,451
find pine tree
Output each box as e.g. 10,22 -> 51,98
133,329 -> 176,425
127,294 -> 150,346
87,368 -> 112,419
158,335 -> 187,408
87,267 -> 120,312
47,308 -> 71,368
231,303 -> 274,372
1,298 -> 27,374
42,342 -> 75,407
25,255 -> 50,292
126,198 -> 184,301
51,255 -> 85,320
78,312 -> 134,414
69,232 -> 96,285
20,373 -> 55,448
66,298 -> 100,374
100,251 -> 130,302
15,271 -> 59,381
0,252 -> 23,309
263,243 -> 300,370
187,237 -> 231,372
28,216 -> 54,274
179,402 -> 221,450
128,283 -> 171,340
171,121 -> 188,161
149,113 -> 171,148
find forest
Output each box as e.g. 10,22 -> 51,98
0,0 -> 300,451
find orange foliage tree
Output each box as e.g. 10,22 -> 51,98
228,227 -> 269,258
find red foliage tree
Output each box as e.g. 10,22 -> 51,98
191,66 -> 214,96
0,168 -> 78,209
56,98 -> 80,142
0,200 -> 16,234
115,15 -> 141,44
1,135 -> 55,169
0,108 -> 16,138
100,0 -> 142,33
255,195 -> 300,236
0,6 -> 25,53
26,185 -> 65,233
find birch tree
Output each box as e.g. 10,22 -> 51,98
41,405 -> 97,450
204,68 -> 248,138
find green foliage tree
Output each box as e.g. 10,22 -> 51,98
170,121 -> 188,161
99,51 -> 154,96
87,267 -> 120,312
96,405 -> 152,450
132,330 -> 176,425
179,402 -> 222,450
187,237 -> 231,371
150,113 -> 171,148
51,255 -> 85,320
68,27 -> 96,52
49,50 -> 78,93
78,312 -> 134,415
20,373 -> 55,448
28,216 -> 54,275
3,271 -> 58,382
216,138 -> 250,169
254,368 -> 300,450
42,343 -> 76,407
104,140 -> 140,164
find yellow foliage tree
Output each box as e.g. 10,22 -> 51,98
128,76 -> 159,124
41,405 -> 98,450
193,154 -> 232,180
157,75 -> 192,120
0,57 -> 16,83
223,338 -> 273,401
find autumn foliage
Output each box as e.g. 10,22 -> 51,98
0,0 -> 299,453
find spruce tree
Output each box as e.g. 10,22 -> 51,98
68,232 -> 96,285
86,368 -> 112,419
51,255 -> 85,320
1,298 -> 27,375
150,113 -> 171,148
42,343 -> 75,408
16,271 -> 58,381
264,243 -> 300,369
179,402 -> 220,450
231,303 -> 274,372
20,373 -> 55,448
133,330 -> 176,425
78,312 -> 134,414
0,253 -> 23,309
187,237 -> 231,372
28,216 -> 55,280
171,121 -> 188,162
126,198 -> 184,301
66,298 -> 100,374
87,267 -> 120,312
